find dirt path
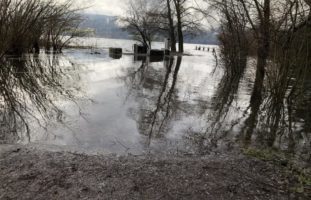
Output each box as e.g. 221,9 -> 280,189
0,145 -> 308,199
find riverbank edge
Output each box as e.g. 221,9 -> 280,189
0,144 -> 309,199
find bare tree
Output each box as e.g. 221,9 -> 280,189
151,0 -> 178,52
0,0 -> 83,140
204,0 -> 249,67
44,0 -> 83,53
120,0 -> 201,52
120,0 -> 160,49
172,0 -> 203,53
0,0 -> 82,55
198,0 -> 310,148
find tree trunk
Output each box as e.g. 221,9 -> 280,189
176,12 -> 184,53
173,0 -> 184,53
250,0 -> 270,104
33,41 -> 40,54
245,0 -> 271,144
167,0 -> 176,52
46,33 -> 51,52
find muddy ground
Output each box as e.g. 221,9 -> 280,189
0,145 -> 309,200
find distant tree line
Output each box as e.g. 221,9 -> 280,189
0,0 -> 82,56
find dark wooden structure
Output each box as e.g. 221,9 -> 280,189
109,48 -> 122,59
133,44 -> 147,54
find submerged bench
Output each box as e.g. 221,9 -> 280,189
133,44 -> 147,54
109,48 -> 122,55
109,48 -> 122,59
149,49 -> 164,57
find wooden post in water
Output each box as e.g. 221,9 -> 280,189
164,38 -> 171,55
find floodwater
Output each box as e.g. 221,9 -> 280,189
2,38 -> 310,158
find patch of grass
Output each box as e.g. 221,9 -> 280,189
286,165 -> 311,194
243,148 -> 288,165
243,148 -> 311,196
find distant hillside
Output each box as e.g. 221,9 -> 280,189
80,14 -> 219,45
184,31 -> 219,45
79,14 -> 129,39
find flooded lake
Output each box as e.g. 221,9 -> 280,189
2,38 -> 310,159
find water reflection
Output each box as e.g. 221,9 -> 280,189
181,49 -> 310,159
238,38 -> 311,160
109,52 -> 122,59
180,52 -> 249,155
127,57 -> 181,146
0,45 -> 309,160
121,57 -> 170,146
0,53 -> 81,143
210,53 -> 247,135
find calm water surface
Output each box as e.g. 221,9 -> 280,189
13,38 -> 309,158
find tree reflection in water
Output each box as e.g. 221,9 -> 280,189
0,53 -> 81,143
242,30 -> 311,160
3,48 -> 308,160
123,56 -> 182,147
182,50 -> 249,155
208,56 -> 311,160
123,51 -> 310,160
209,49 -> 310,160
144,57 -> 182,146
209,54 -> 248,138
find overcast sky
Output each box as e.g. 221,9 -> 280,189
70,0 -> 206,17
72,0 -> 127,16
66,0 -> 215,28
